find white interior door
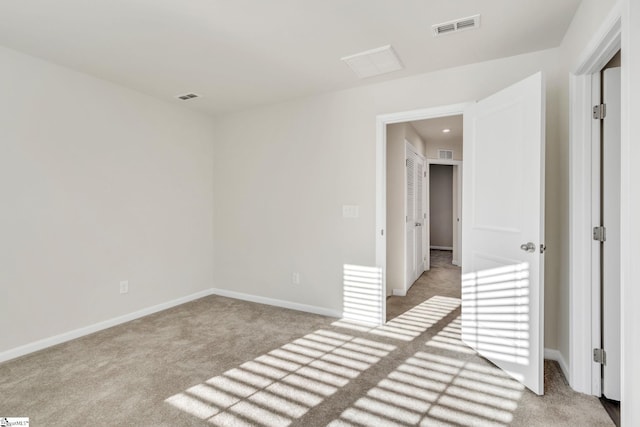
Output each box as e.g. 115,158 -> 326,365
417,160 -> 427,273
462,72 -> 545,395
406,146 -> 417,290
602,67 -> 621,401
406,142 -> 426,290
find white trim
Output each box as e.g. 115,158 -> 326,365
392,289 -> 407,296
0,288 -> 215,364
376,115 -> 387,324
209,288 -> 342,318
545,348 -> 570,384
430,246 -> 453,251
568,6 -> 621,396
620,2 -> 638,424
376,103 -> 467,325
426,158 -> 462,166
573,3 -> 622,75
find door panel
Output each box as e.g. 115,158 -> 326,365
416,160 -> 425,274
602,67 -> 621,401
406,143 -> 426,290
406,149 -> 417,289
462,72 -> 545,395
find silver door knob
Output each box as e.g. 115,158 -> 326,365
520,242 -> 536,253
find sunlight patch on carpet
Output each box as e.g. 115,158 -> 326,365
333,295 -> 461,341
165,329 -> 396,426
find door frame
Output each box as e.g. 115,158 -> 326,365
427,159 -> 463,266
376,103 -> 467,324
568,4 -> 621,395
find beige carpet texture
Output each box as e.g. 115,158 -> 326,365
0,251 -> 613,426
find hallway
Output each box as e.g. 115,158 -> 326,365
387,250 -> 460,321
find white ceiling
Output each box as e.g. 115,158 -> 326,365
0,0 -> 582,116
411,116 -> 463,143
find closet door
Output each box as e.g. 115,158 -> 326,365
406,142 -> 426,290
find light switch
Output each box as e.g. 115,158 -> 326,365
342,205 -> 359,218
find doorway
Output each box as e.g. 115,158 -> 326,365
383,114 -> 463,305
376,72 -> 547,396
567,13 -> 622,425
428,161 -> 462,267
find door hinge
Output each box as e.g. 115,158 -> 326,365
540,244 -> 546,254
424,171 -> 426,177
593,348 -> 607,365
593,226 -> 607,242
593,104 -> 607,120
406,159 -> 409,167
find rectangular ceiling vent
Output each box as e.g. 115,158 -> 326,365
438,149 -> 454,160
432,14 -> 480,37
177,93 -> 200,101
341,45 -> 404,79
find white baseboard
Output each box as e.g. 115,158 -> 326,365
0,289 -> 215,364
431,246 -> 453,251
1,287 -> 343,364
544,348 -> 570,382
392,289 -> 407,296
209,287 -> 342,318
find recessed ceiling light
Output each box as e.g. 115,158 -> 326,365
341,45 -> 404,79
442,128 -> 451,133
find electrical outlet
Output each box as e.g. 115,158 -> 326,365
292,272 -> 300,285
119,280 -> 129,294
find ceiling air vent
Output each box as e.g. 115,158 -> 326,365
177,93 -> 200,101
438,149 -> 454,160
341,45 -> 404,79
432,14 -> 481,37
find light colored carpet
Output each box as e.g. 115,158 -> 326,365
0,251 -> 613,426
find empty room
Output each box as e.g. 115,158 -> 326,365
2,1 -> 640,426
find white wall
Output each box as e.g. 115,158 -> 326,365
0,46 -> 215,354
212,47 -> 566,350
430,165 -> 453,248
426,137 -> 463,161
385,123 -> 426,296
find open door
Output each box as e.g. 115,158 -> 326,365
461,72 -> 545,395
602,67 -> 621,402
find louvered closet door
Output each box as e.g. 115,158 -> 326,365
416,160 -> 426,275
406,150 -> 417,289
406,143 -> 426,290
